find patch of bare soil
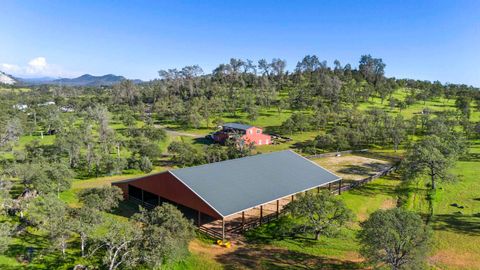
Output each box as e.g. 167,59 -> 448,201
357,212 -> 368,222
314,154 -> 391,181
215,245 -> 366,270
380,198 -> 396,210
429,250 -> 480,269
190,240 -> 366,270
189,239 -> 239,258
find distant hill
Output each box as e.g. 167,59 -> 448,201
14,74 -> 143,86
20,76 -> 59,84
0,71 -> 17,85
51,74 -> 142,86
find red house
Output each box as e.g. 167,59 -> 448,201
212,123 -> 271,145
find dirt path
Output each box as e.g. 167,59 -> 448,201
154,124 -> 203,138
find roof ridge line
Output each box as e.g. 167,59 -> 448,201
170,150 -> 292,172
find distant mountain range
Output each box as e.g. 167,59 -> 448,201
50,74 -> 143,86
0,72 -> 143,86
20,76 -> 60,84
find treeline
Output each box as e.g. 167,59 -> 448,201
0,55 -> 479,170
0,55 -> 479,174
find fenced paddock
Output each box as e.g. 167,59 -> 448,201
313,153 -> 392,181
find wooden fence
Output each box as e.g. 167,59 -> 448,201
198,226 -> 223,239
228,212 -> 278,234
306,149 -> 369,159
334,165 -> 397,194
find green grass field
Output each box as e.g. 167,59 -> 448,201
2,88 -> 479,269
407,141 -> 480,270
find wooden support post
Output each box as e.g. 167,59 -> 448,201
260,205 -> 263,225
241,211 -> 245,231
276,200 -> 279,217
338,179 -> 342,195
328,183 -> 332,191
317,186 -> 320,193
197,211 -> 201,226
221,218 -> 225,242
291,195 -> 294,201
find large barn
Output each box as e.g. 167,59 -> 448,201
112,150 -> 342,240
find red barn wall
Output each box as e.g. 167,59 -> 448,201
112,172 -> 222,219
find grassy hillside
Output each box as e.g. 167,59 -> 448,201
407,141 -> 480,269
1,86 -> 478,269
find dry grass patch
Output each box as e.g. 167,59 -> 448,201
189,239 -> 238,257
429,250 -> 480,270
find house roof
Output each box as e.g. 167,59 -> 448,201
169,150 -> 341,217
222,123 -> 253,130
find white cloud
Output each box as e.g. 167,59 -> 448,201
1,63 -> 22,73
26,57 -> 48,74
0,57 -> 79,78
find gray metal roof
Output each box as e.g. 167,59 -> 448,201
170,150 -> 341,217
222,123 -> 253,130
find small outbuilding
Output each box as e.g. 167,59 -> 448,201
112,150 -> 341,239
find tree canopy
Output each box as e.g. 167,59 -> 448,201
284,191 -> 354,240
358,208 -> 431,270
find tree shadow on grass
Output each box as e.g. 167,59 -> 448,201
337,165 -> 371,176
259,111 -> 273,117
363,162 -> 390,171
215,246 -> 364,270
191,137 -> 214,145
112,200 -> 140,218
459,152 -> 480,162
2,231 -> 78,270
346,182 -> 398,197
264,125 -> 285,135
432,214 -> 480,236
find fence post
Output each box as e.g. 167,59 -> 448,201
241,211 -> 245,231
276,200 -> 279,217
260,205 -> 263,225
222,218 -> 225,242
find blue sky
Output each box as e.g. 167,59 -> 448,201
1,0 -> 479,86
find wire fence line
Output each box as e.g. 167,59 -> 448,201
333,165 -> 397,194
305,149 -> 369,159
305,148 -> 401,194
